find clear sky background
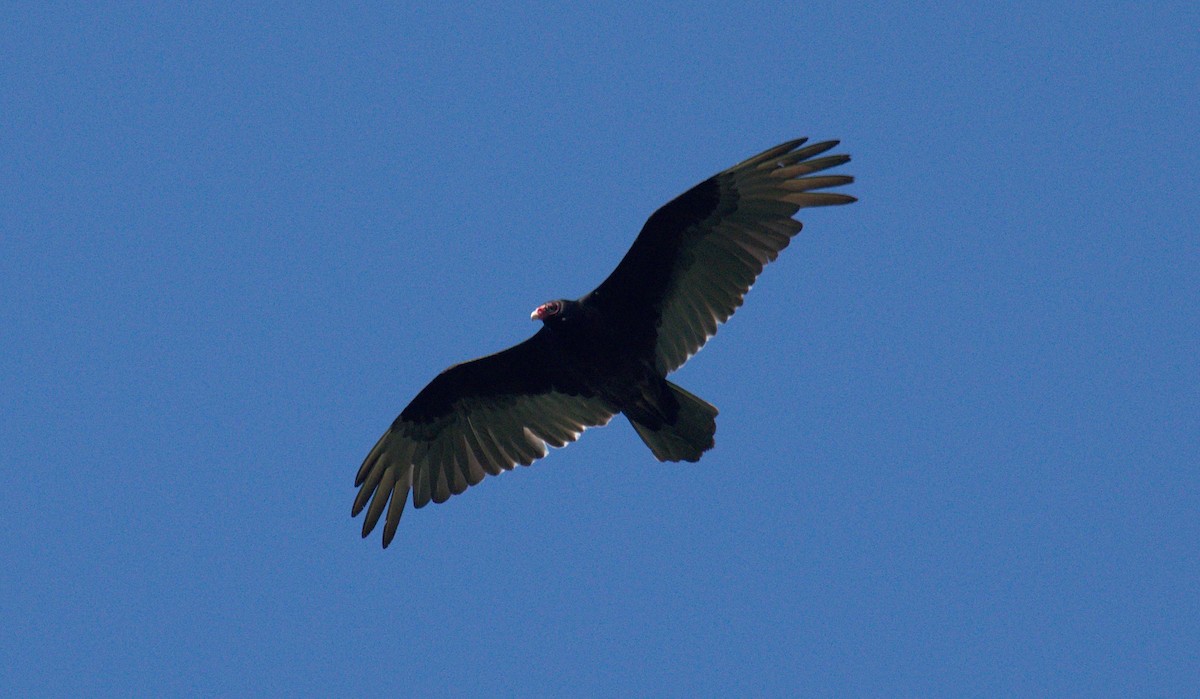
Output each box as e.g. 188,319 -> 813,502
2,3 -> 1197,697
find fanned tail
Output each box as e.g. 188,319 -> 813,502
627,381 -> 718,462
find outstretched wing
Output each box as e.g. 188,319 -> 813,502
590,138 -> 856,374
353,330 -> 615,547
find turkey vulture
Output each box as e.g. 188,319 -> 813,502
354,138 -> 855,546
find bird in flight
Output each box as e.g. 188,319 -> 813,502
354,138 -> 855,546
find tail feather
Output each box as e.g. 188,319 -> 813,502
627,381 -> 718,462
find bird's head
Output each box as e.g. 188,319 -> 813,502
531,299 -> 570,323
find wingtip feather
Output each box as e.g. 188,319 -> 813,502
381,467 -> 411,548
781,192 -> 858,207
733,138 -> 809,171
361,465 -> 398,538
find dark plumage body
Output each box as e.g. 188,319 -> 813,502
354,138 -> 856,546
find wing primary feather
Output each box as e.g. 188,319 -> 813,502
381,465 -> 411,547
445,428 -> 471,495
362,465 -> 398,538
781,192 -> 858,207
423,437 -> 445,504
759,139 -> 841,168
352,450 -> 389,516
779,175 -> 855,192
770,154 -> 851,178
412,451 -> 432,508
735,138 -> 808,170
355,433 -> 389,486
729,198 -> 800,218
432,444 -> 452,504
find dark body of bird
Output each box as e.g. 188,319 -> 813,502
354,138 -> 856,546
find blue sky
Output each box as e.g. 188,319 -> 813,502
2,2 -> 1197,696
